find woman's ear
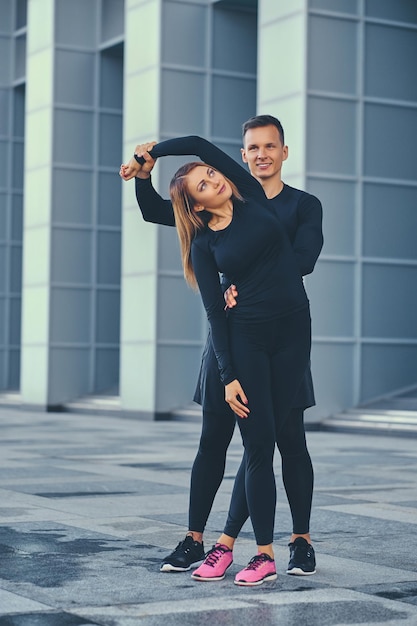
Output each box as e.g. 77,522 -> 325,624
194,204 -> 205,213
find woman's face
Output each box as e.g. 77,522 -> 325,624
186,165 -> 232,211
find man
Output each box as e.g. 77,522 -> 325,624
120,115 -> 323,576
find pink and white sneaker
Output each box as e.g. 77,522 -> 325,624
191,543 -> 233,581
234,552 -> 277,586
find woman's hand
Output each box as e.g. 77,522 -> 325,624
224,284 -> 238,310
119,156 -> 140,180
225,379 -> 249,418
119,142 -> 157,181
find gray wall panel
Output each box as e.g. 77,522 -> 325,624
55,0 -> 98,47
365,23 -> 417,102
0,247 -> 6,292
0,143 -> 8,187
97,231 -> 121,285
10,245 -> 22,292
8,349 -> 19,388
0,89 -> 9,134
51,229 -> 92,284
95,347 -> 119,392
162,1 -> 207,66
55,50 -> 95,106
12,143 -> 24,188
158,226 -> 181,272
9,298 -> 21,345
50,288 -> 91,344
100,46 -> 124,109
161,70 -> 207,134
308,260 -> 355,337
98,172 -> 122,227
363,184 -> 417,260
213,5 -> 257,73
157,275 -> 202,342
364,104 -> 417,180
308,15 -> 358,94
0,194 -> 6,233
101,0 -> 124,42
0,38 -> 12,82
96,290 -> 120,344
155,344 -> 204,413
309,0 -> 358,14
54,110 -> 94,166
14,34 -> 26,80
311,342 -> 356,416
0,0 -> 13,30
11,194 -> 23,239
48,347 -> 90,405
13,86 -> 25,135
99,113 -> 123,168
52,169 -> 93,224
307,97 -> 357,175
0,300 -> 5,343
307,179 -> 356,257
212,75 -> 256,138
361,344 -> 417,401
362,264 -> 417,339
365,0 -> 417,23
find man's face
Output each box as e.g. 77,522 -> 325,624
241,125 -> 288,182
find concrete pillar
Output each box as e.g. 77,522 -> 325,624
0,0 -> 24,391
21,0 -> 122,409
120,0 -> 257,418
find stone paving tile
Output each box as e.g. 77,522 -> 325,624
0,614 -> 101,625
0,588 -> 53,615
1,479 -> 187,498
1,409 -> 417,625
71,589 -> 417,626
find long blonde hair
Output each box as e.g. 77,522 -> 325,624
169,162 -> 242,290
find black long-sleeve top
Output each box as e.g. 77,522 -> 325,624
135,175 -> 323,278
134,136 -> 321,385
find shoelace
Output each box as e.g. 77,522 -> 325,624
204,545 -> 228,567
245,554 -> 270,570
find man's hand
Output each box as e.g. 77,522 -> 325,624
224,284 -> 238,309
225,379 -> 249,418
119,142 -> 157,181
134,142 -> 157,179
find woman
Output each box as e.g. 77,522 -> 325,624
122,135 -> 311,586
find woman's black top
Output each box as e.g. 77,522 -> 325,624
136,136 -> 309,385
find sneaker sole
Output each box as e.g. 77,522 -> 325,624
192,573 -> 226,581
160,560 -> 203,573
286,567 -> 316,576
234,572 -> 277,586
160,564 -> 191,572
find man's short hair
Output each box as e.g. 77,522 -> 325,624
242,115 -> 285,145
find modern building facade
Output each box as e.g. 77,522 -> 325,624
1,0 -> 416,422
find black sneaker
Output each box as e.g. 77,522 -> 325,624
286,537 -> 316,575
160,535 -> 205,572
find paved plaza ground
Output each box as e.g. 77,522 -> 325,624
0,406 -> 417,625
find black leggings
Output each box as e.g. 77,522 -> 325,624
189,407 -> 314,535
189,307 -> 313,544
